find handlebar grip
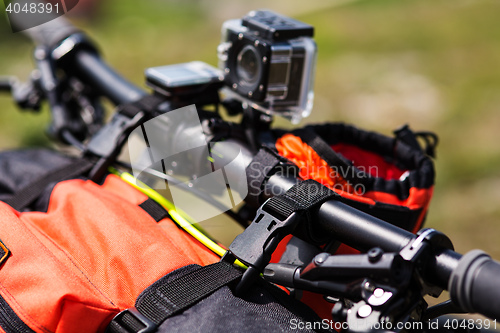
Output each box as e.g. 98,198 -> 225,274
449,250 -> 500,320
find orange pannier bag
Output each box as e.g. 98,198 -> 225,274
0,150 -> 325,333
0,151 -> 219,333
273,123 -> 436,234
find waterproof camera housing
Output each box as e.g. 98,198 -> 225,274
218,10 -> 317,123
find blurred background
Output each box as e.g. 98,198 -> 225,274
1,0 -> 500,276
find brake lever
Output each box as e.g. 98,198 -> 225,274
262,249 -> 409,300
263,262 -> 365,300
262,230 -> 456,331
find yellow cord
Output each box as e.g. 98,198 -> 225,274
114,170 -> 246,269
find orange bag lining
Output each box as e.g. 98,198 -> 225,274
275,134 -> 432,207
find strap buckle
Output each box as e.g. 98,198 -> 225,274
228,204 -> 300,294
230,205 -> 299,270
107,307 -> 157,333
226,179 -> 338,294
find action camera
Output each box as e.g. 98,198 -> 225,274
218,10 -> 317,123
145,10 -> 317,123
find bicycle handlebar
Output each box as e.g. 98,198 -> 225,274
71,51 -> 146,104
13,8 -> 145,105
15,11 -> 500,322
218,140 -> 500,320
261,170 -> 458,288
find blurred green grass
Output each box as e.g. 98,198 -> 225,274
1,0 -> 500,260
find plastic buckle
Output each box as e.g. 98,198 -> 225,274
228,203 -> 300,293
86,112 -> 144,159
86,112 -> 145,181
230,206 -> 298,269
107,307 -> 157,333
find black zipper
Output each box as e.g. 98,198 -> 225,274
0,294 -> 36,333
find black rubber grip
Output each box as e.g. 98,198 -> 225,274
449,250 -> 500,320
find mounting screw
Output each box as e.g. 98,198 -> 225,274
368,247 -> 383,263
324,295 -> 340,303
34,48 -> 47,60
373,288 -> 384,298
357,304 -> 372,318
331,302 -> 348,322
314,253 -> 329,266
260,114 -> 272,123
364,280 -> 375,292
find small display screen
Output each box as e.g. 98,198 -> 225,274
146,62 -> 223,88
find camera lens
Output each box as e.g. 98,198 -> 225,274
236,45 -> 261,85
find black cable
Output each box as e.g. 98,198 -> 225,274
61,130 -> 85,152
423,300 -> 465,321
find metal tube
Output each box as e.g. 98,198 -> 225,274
212,140 -> 460,290
263,171 -> 459,290
73,51 -> 145,105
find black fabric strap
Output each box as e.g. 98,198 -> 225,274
139,262 -> 241,324
294,128 -> 367,186
108,263 -> 242,333
118,95 -> 165,119
264,179 -> 338,221
263,179 -> 338,245
245,148 -> 299,207
393,125 -> 423,154
4,158 -> 94,211
245,148 -> 280,207
229,179 -> 338,275
139,198 -> 170,222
